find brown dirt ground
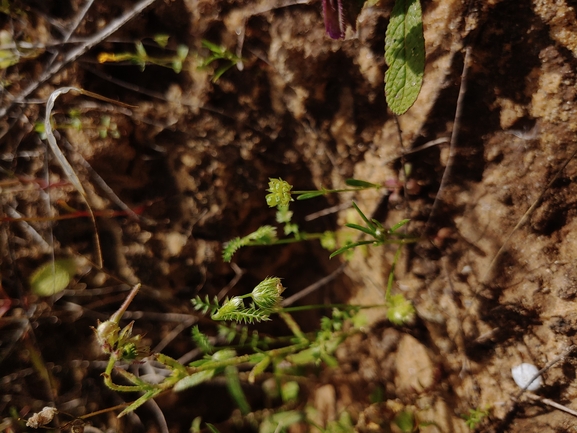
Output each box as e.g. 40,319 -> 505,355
2,0 -> 577,432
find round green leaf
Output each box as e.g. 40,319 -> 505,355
30,258 -> 76,296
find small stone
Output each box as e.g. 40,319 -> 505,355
511,363 -> 542,391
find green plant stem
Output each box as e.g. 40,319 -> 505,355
386,247 -> 403,301
280,304 -> 377,313
278,312 -> 307,342
244,232 -> 325,247
187,343 -> 310,374
292,187 -> 366,195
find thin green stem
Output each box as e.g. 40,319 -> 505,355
187,343 -> 310,373
280,303 -> 381,313
386,247 -> 403,301
245,232 -> 325,247
278,312 -> 307,342
292,187 -> 366,195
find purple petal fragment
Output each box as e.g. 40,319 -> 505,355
323,0 -> 345,39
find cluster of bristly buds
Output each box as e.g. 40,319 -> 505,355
322,0 -> 359,39
92,284 -> 149,362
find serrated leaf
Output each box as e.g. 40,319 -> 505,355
191,325 -> 213,354
30,258 -> 77,296
384,0 -> 425,115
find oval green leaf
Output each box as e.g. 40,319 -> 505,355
30,258 -> 77,297
385,0 -> 425,115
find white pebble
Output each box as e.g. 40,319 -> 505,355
512,363 -> 542,391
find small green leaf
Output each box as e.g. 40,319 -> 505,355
206,423 -> 221,433
345,223 -> 375,237
390,218 -> 411,232
30,258 -> 77,296
153,34 -> 170,48
280,381 -> 299,403
345,178 -> 379,188
135,42 -> 147,59
225,366 -> 251,415
296,191 -> 324,200
394,410 -> 415,433
118,389 -> 162,417
191,325 -> 213,354
385,0 -> 425,114
174,369 -> 215,392
172,60 -> 183,73
201,39 -> 224,54
351,202 -> 376,231
176,44 -> 189,60
329,240 -> 373,259
260,411 -> 304,433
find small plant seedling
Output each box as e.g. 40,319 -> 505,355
224,177 -> 417,325
329,202 -> 413,258
223,177 -> 414,262
461,407 -> 490,430
199,40 -> 244,82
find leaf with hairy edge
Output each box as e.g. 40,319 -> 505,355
384,0 -> 425,114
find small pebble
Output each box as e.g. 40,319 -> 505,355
511,363 -> 542,391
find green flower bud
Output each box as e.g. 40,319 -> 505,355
211,296 -> 243,321
386,294 -> 415,325
265,178 -> 293,208
252,277 -> 284,310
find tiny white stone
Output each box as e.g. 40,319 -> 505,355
512,363 -> 542,391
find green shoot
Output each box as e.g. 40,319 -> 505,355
191,325 -> 214,354
329,202 -> 415,258
97,282 -> 361,418
266,178 -> 381,204
385,246 -> 415,325
191,277 -> 284,323
199,40 -> 244,82
224,178 -> 390,262
462,407 -> 490,430
222,225 -> 278,262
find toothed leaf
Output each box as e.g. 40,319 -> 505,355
385,0 -> 425,114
